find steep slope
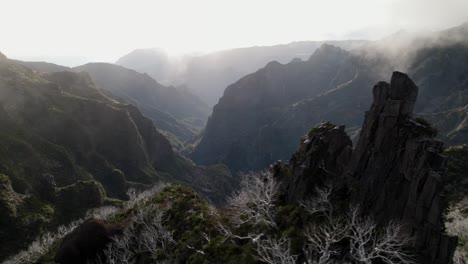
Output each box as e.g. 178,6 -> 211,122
74,63 -> 210,146
346,73 -> 456,263
0,55 -> 233,261
192,24 -> 468,173
117,40 -> 368,105
191,45 -> 384,171
273,72 -> 457,263
11,60 -> 210,148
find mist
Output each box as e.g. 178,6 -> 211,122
1,0 -> 467,66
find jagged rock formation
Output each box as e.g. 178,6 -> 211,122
191,44 -> 383,172
274,72 -> 457,263
347,72 -> 456,263
273,122 -> 352,203
193,23 -> 468,174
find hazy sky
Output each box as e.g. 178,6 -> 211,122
1,0 -> 467,66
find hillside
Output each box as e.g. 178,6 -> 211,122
74,63 -> 210,145
0,55 -> 233,261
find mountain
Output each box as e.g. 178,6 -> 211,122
273,72 -> 457,263
191,23 -> 468,173
73,63 -> 210,146
23,72 -> 458,264
190,44 -> 384,171
13,60 -> 71,73
0,54 -> 233,261
13,60 -> 211,149
115,48 -> 175,84
116,40 -> 368,105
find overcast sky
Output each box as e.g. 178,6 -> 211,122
1,0 -> 467,66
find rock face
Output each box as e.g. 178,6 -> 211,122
273,122 -> 352,203
192,24 -> 468,174
191,45 -> 380,172
275,72 -> 457,263
347,72 -> 457,263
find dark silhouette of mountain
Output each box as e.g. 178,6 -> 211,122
116,40 -> 368,105
273,72 -> 457,263
191,23 -> 468,173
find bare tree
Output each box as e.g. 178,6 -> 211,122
255,237 -> 298,264
347,207 -> 414,264
300,185 -> 333,220
304,217 -> 348,264
103,203 -> 174,264
3,219 -> 84,264
227,171 -> 281,230
446,206 -> 468,264
136,206 -> 174,260
104,225 -> 137,264
453,248 -> 468,264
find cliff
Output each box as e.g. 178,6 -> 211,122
274,72 -> 457,263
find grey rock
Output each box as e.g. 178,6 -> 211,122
275,72 -> 457,263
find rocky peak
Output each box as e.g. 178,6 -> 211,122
273,121 -> 352,203
274,71 -> 457,263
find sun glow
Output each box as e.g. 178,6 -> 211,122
1,0 -> 467,66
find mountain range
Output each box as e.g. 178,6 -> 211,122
117,40 -> 368,105
190,22 -> 468,172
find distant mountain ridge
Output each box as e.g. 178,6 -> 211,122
116,40 -> 368,105
191,22 -> 468,172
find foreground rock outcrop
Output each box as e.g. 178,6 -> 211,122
274,72 -> 457,263
348,72 -> 457,263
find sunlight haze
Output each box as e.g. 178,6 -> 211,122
1,0 -> 467,66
